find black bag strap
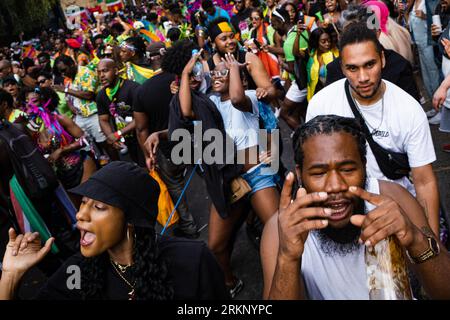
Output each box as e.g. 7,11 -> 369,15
344,80 -> 410,179
344,80 -> 377,144
345,80 -> 398,174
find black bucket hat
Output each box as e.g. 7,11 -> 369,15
70,161 -> 160,228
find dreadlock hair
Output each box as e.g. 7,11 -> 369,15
161,39 -> 199,76
338,21 -> 383,56
80,226 -> 174,300
292,115 -> 367,169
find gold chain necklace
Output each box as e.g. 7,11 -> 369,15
110,258 -> 132,273
110,259 -> 136,300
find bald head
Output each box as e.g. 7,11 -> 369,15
98,58 -> 116,69
0,60 -> 12,80
97,58 -> 119,88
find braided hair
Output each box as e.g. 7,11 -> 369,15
292,115 -> 367,169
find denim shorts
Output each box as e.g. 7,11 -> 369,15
241,163 -> 278,196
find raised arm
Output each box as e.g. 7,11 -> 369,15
179,51 -> 203,119
245,52 -> 279,99
292,23 -> 308,59
223,53 -> 253,112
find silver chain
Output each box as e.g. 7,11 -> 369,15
351,89 -> 385,135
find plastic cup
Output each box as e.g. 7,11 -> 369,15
432,15 -> 442,33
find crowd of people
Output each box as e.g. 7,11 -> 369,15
0,0 -> 450,300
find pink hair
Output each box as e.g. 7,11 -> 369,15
363,1 -> 389,34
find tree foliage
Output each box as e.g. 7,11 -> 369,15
0,0 -> 58,39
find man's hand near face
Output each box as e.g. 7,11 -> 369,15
349,186 -> 422,250
277,173 -> 330,262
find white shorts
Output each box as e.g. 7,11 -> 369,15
74,114 -> 107,143
285,80 -> 307,103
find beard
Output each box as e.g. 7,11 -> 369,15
350,77 -> 382,100
314,178 -> 367,257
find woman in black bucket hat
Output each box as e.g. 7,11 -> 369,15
0,161 -> 228,300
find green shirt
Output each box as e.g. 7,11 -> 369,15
56,91 -> 72,117
283,28 -> 309,63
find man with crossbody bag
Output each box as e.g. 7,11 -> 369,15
306,22 -> 440,237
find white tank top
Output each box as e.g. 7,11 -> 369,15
301,178 -> 379,300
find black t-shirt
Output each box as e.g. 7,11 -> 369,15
133,72 -> 176,157
34,236 -> 229,300
96,79 -> 140,127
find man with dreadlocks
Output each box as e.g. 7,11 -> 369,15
260,115 -> 450,300
119,37 -> 156,84
0,161 -> 229,300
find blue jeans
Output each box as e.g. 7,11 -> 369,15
241,164 -> 278,196
410,14 -> 440,98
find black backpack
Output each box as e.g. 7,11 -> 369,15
0,119 -> 58,199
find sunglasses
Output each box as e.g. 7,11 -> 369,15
209,69 -> 229,78
37,79 -> 48,85
251,16 -> 261,21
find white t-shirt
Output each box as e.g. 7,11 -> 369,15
301,178 -> 379,300
209,90 -> 260,150
442,55 -> 450,109
306,79 -> 436,194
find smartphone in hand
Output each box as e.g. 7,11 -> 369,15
297,11 -> 305,24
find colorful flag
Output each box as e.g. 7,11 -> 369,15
139,29 -> 161,43
304,15 -> 316,30
315,11 -> 324,23
106,0 -> 124,13
128,63 -> 158,84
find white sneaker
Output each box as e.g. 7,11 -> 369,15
425,109 -> 438,118
429,111 -> 442,125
